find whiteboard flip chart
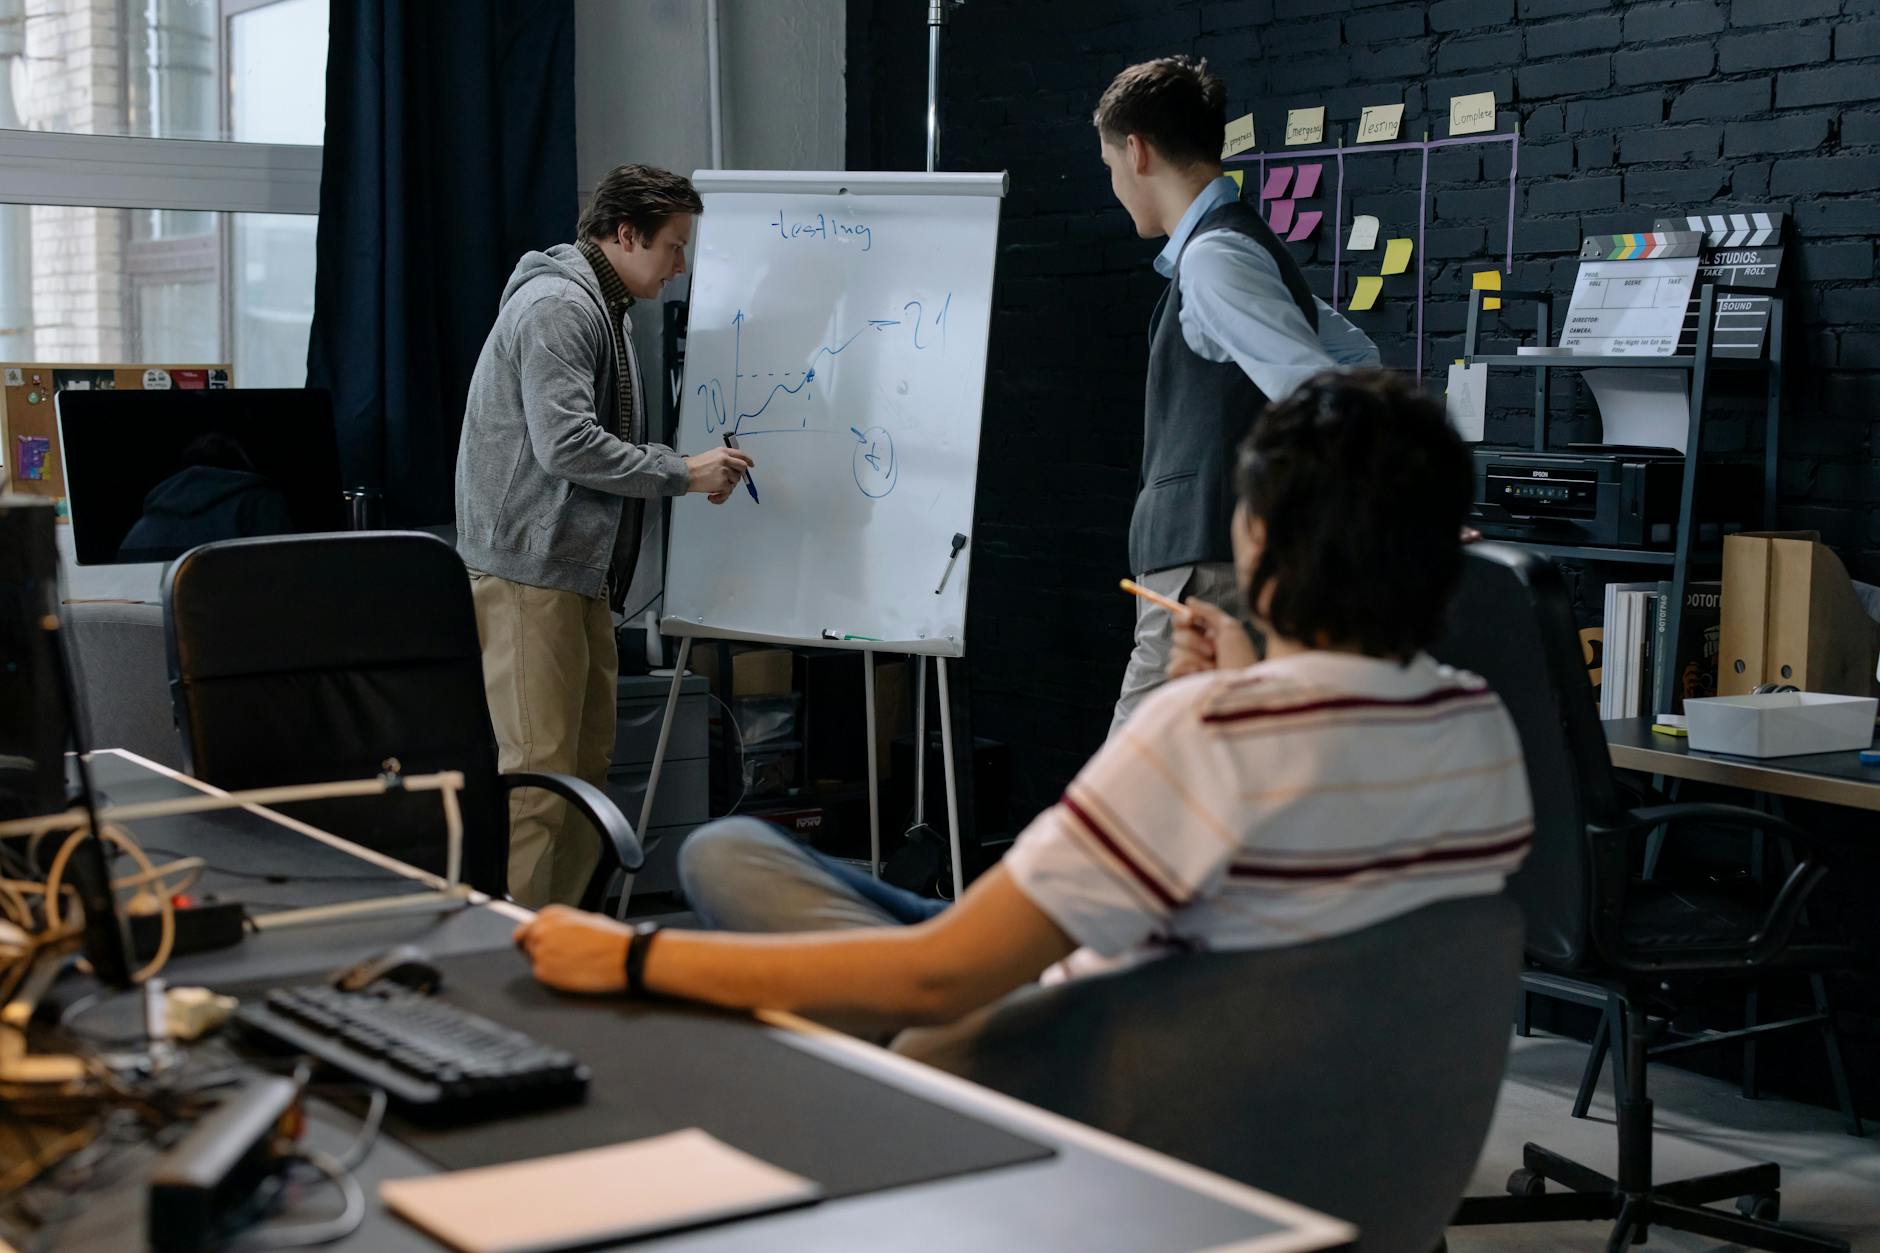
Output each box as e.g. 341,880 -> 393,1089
662,170 -> 1006,658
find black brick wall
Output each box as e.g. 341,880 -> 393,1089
849,0 -> 1880,834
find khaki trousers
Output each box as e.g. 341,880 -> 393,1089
469,572 -> 617,908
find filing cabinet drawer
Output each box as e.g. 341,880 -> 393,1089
605,758 -> 709,828
615,692 -> 709,765
633,822 -> 704,897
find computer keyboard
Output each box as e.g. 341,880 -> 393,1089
235,985 -> 589,1119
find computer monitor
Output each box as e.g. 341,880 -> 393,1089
57,388 -> 346,565
0,498 -> 133,984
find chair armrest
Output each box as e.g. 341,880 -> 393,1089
1590,802 -> 1833,973
1595,801 -> 1819,848
500,771 -> 644,873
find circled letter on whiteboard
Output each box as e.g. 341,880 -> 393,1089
853,425 -> 899,498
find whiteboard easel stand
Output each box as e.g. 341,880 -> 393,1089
626,632 -> 965,918
625,6 -> 980,916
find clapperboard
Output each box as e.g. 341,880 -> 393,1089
1653,210 -> 1786,359
1565,232 -> 1705,357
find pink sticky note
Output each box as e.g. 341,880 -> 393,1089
1285,209 -> 1323,243
1269,200 -> 1296,234
1261,167 -> 1293,200
1293,163 -> 1323,198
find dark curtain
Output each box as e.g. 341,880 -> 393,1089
307,0 -> 577,527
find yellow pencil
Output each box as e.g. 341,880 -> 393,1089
1119,578 -> 1194,624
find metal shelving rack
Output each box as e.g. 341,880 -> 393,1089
1463,283 -> 1785,714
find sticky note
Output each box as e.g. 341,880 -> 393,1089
1293,163 -> 1323,198
1357,103 -> 1404,144
1473,269 -> 1503,311
1350,275 -> 1384,312
1285,106 -> 1325,146
1269,200 -> 1296,234
1226,169 -> 1244,191
1382,237 -> 1414,275
1222,113 -> 1257,158
1450,91 -> 1497,137
1261,166 -> 1293,199
15,435 -> 50,480
1347,214 -> 1380,250
1446,362 -> 1488,442
1286,210 -> 1323,243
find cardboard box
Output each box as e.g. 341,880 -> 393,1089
731,648 -> 794,697
873,659 -> 908,781
1719,532 -> 1880,699
1685,692 -> 1878,758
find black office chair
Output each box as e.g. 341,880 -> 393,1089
896,894 -> 1524,1253
1435,543 -> 1853,1252
65,600 -> 184,770
161,531 -> 640,904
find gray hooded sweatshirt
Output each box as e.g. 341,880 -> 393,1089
455,244 -> 688,603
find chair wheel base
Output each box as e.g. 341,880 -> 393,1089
1506,1168 -> 1546,1197
1739,1191 -> 1781,1222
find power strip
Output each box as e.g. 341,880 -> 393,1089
148,1074 -> 301,1253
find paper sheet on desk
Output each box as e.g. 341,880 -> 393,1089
1583,368 -> 1690,453
380,1129 -> 822,1253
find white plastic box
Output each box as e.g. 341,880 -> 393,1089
1683,692 -> 1879,759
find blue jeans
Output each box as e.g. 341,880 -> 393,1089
678,816 -> 949,933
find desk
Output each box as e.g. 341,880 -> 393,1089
23,751 -> 1355,1253
1605,718 -> 1880,813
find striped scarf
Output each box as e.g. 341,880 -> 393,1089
576,237 -> 636,444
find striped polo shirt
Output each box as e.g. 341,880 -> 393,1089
1004,650 -> 1533,981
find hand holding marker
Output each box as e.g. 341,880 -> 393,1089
722,433 -> 758,503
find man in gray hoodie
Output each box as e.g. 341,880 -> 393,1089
456,164 -> 751,907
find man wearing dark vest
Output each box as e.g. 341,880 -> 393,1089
1095,57 -> 1379,734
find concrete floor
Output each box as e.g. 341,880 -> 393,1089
1451,1032 -> 1880,1251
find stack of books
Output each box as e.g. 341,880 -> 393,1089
1598,580 -> 1723,721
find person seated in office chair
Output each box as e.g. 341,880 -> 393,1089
517,370 -> 1535,1030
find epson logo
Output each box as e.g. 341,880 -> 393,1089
1530,470 -> 1551,479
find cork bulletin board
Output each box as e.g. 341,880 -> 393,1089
2,363 -> 231,506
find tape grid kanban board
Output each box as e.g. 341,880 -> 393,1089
1654,211 -> 1787,359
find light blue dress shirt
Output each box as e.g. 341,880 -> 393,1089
1154,176 -> 1380,402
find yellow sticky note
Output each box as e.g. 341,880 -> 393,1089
1222,113 -> 1257,158
1449,91 -> 1497,137
1357,103 -> 1404,144
1226,168 -> 1244,191
1382,238 -> 1414,275
1285,106 -> 1325,146
1350,275 -> 1384,311
1473,269 -> 1502,311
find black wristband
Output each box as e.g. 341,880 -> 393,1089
625,921 -> 662,998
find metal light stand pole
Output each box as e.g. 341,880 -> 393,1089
898,0 -> 967,899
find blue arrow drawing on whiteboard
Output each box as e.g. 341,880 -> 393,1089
700,300 -> 947,434
731,309 -> 742,430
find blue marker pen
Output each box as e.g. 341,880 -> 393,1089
723,433 -> 758,503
